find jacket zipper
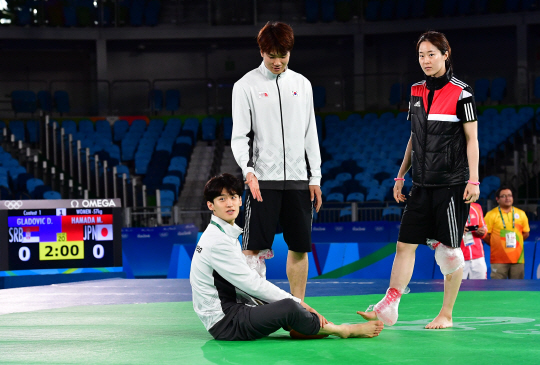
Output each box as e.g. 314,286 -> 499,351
422,88 -> 433,186
276,74 -> 286,188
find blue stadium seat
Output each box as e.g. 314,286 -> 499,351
313,86 -> 326,109
63,5 -> 77,26
366,189 -> 385,202
382,206 -> 402,220
149,118 -> 165,132
26,178 -> 44,194
522,0 -> 536,10
457,0 -> 473,14
113,119 -> 129,141
150,90 -> 163,113
165,89 -> 180,113
15,6 -> 32,26
37,91 -> 53,112
534,77 -> 540,100
482,108 -> 498,120
32,185 -> 51,199
9,120 -> 26,142
129,0 -> 144,25
505,0 -> 520,11
175,135 -> 193,146
54,91 -> 70,114
202,117 -> 217,141
44,191 -> 62,200
395,0 -> 411,18
474,78 -> 490,103
159,189 -> 175,214
27,120 -> 39,143
130,119 -> 147,133
442,0 -> 457,16
389,82 -> 401,106
17,173 -> 33,192
96,119 -> 111,134
223,117 -> 233,140
305,0 -> 320,22
11,91 -> 37,114
346,192 -> 365,202
490,77 -> 507,102
335,172 -> 352,182
170,156 -> 188,168
326,192 -> 344,202
410,0 -> 425,17
365,0 -> 381,20
165,118 -> 182,134
473,0 -> 488,13
380,0 -> 395,20
163,175 -> 181,196
320,0 -> 335,22
79,119 -> 94,134
145,0 -> 161,26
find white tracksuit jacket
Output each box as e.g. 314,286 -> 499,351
190,215 -> 300,332
231,61 -> 322,190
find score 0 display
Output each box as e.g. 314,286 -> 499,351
0,199 -> 122,272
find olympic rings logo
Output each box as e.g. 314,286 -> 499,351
4,200 -> 23,209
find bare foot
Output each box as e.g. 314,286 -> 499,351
346,320 -> 384,338
425,314 -> 452,329
356,311 -> 378,321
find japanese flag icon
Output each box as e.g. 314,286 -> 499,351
95,224 -> 113,241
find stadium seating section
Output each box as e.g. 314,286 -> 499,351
1,105 -> 539,217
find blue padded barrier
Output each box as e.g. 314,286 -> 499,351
533,240 -> 540,279
167,244 -> 193,279
121,224 -> 198,278
322,243 -> 360,274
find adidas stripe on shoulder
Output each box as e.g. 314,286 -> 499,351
450,77 -> 468,89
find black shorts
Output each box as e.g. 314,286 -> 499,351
398,184 -> 468,248
209,299 -> 320,341
242,189 -> 313,253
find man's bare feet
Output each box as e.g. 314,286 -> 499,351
346,321 -> 384,338
425,314 -> 452,329
356,310 -> 378,321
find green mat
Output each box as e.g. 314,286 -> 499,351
0,291 -> 539,364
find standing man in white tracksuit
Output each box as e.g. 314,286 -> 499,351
231,21 -> 322,300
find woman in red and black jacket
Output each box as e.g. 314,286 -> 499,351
358,31 -> 480,330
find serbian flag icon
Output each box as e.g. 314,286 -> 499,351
95,224 -> 113,241
22,226 -> 39,243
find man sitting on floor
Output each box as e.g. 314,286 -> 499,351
190,173 -> 384,341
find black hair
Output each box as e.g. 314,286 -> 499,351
204,173 -> 243,203
495,185 -> 514,199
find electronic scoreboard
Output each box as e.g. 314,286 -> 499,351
0,199 -> 122,273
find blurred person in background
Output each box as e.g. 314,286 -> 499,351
461,202 -> 488,279
484,186 -> 530,279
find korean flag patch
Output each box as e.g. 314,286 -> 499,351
291,91 -> 298,96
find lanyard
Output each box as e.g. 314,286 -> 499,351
467,214 -> 471,225
210,220 -> 225,233
498,206 -> 515,230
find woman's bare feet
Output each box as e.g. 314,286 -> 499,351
425,314 -> 452,329
356,310 -> 379,321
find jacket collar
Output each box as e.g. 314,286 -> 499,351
258,61 -> 288,80
426,68 -> 452,91
210,215 -> 243,239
